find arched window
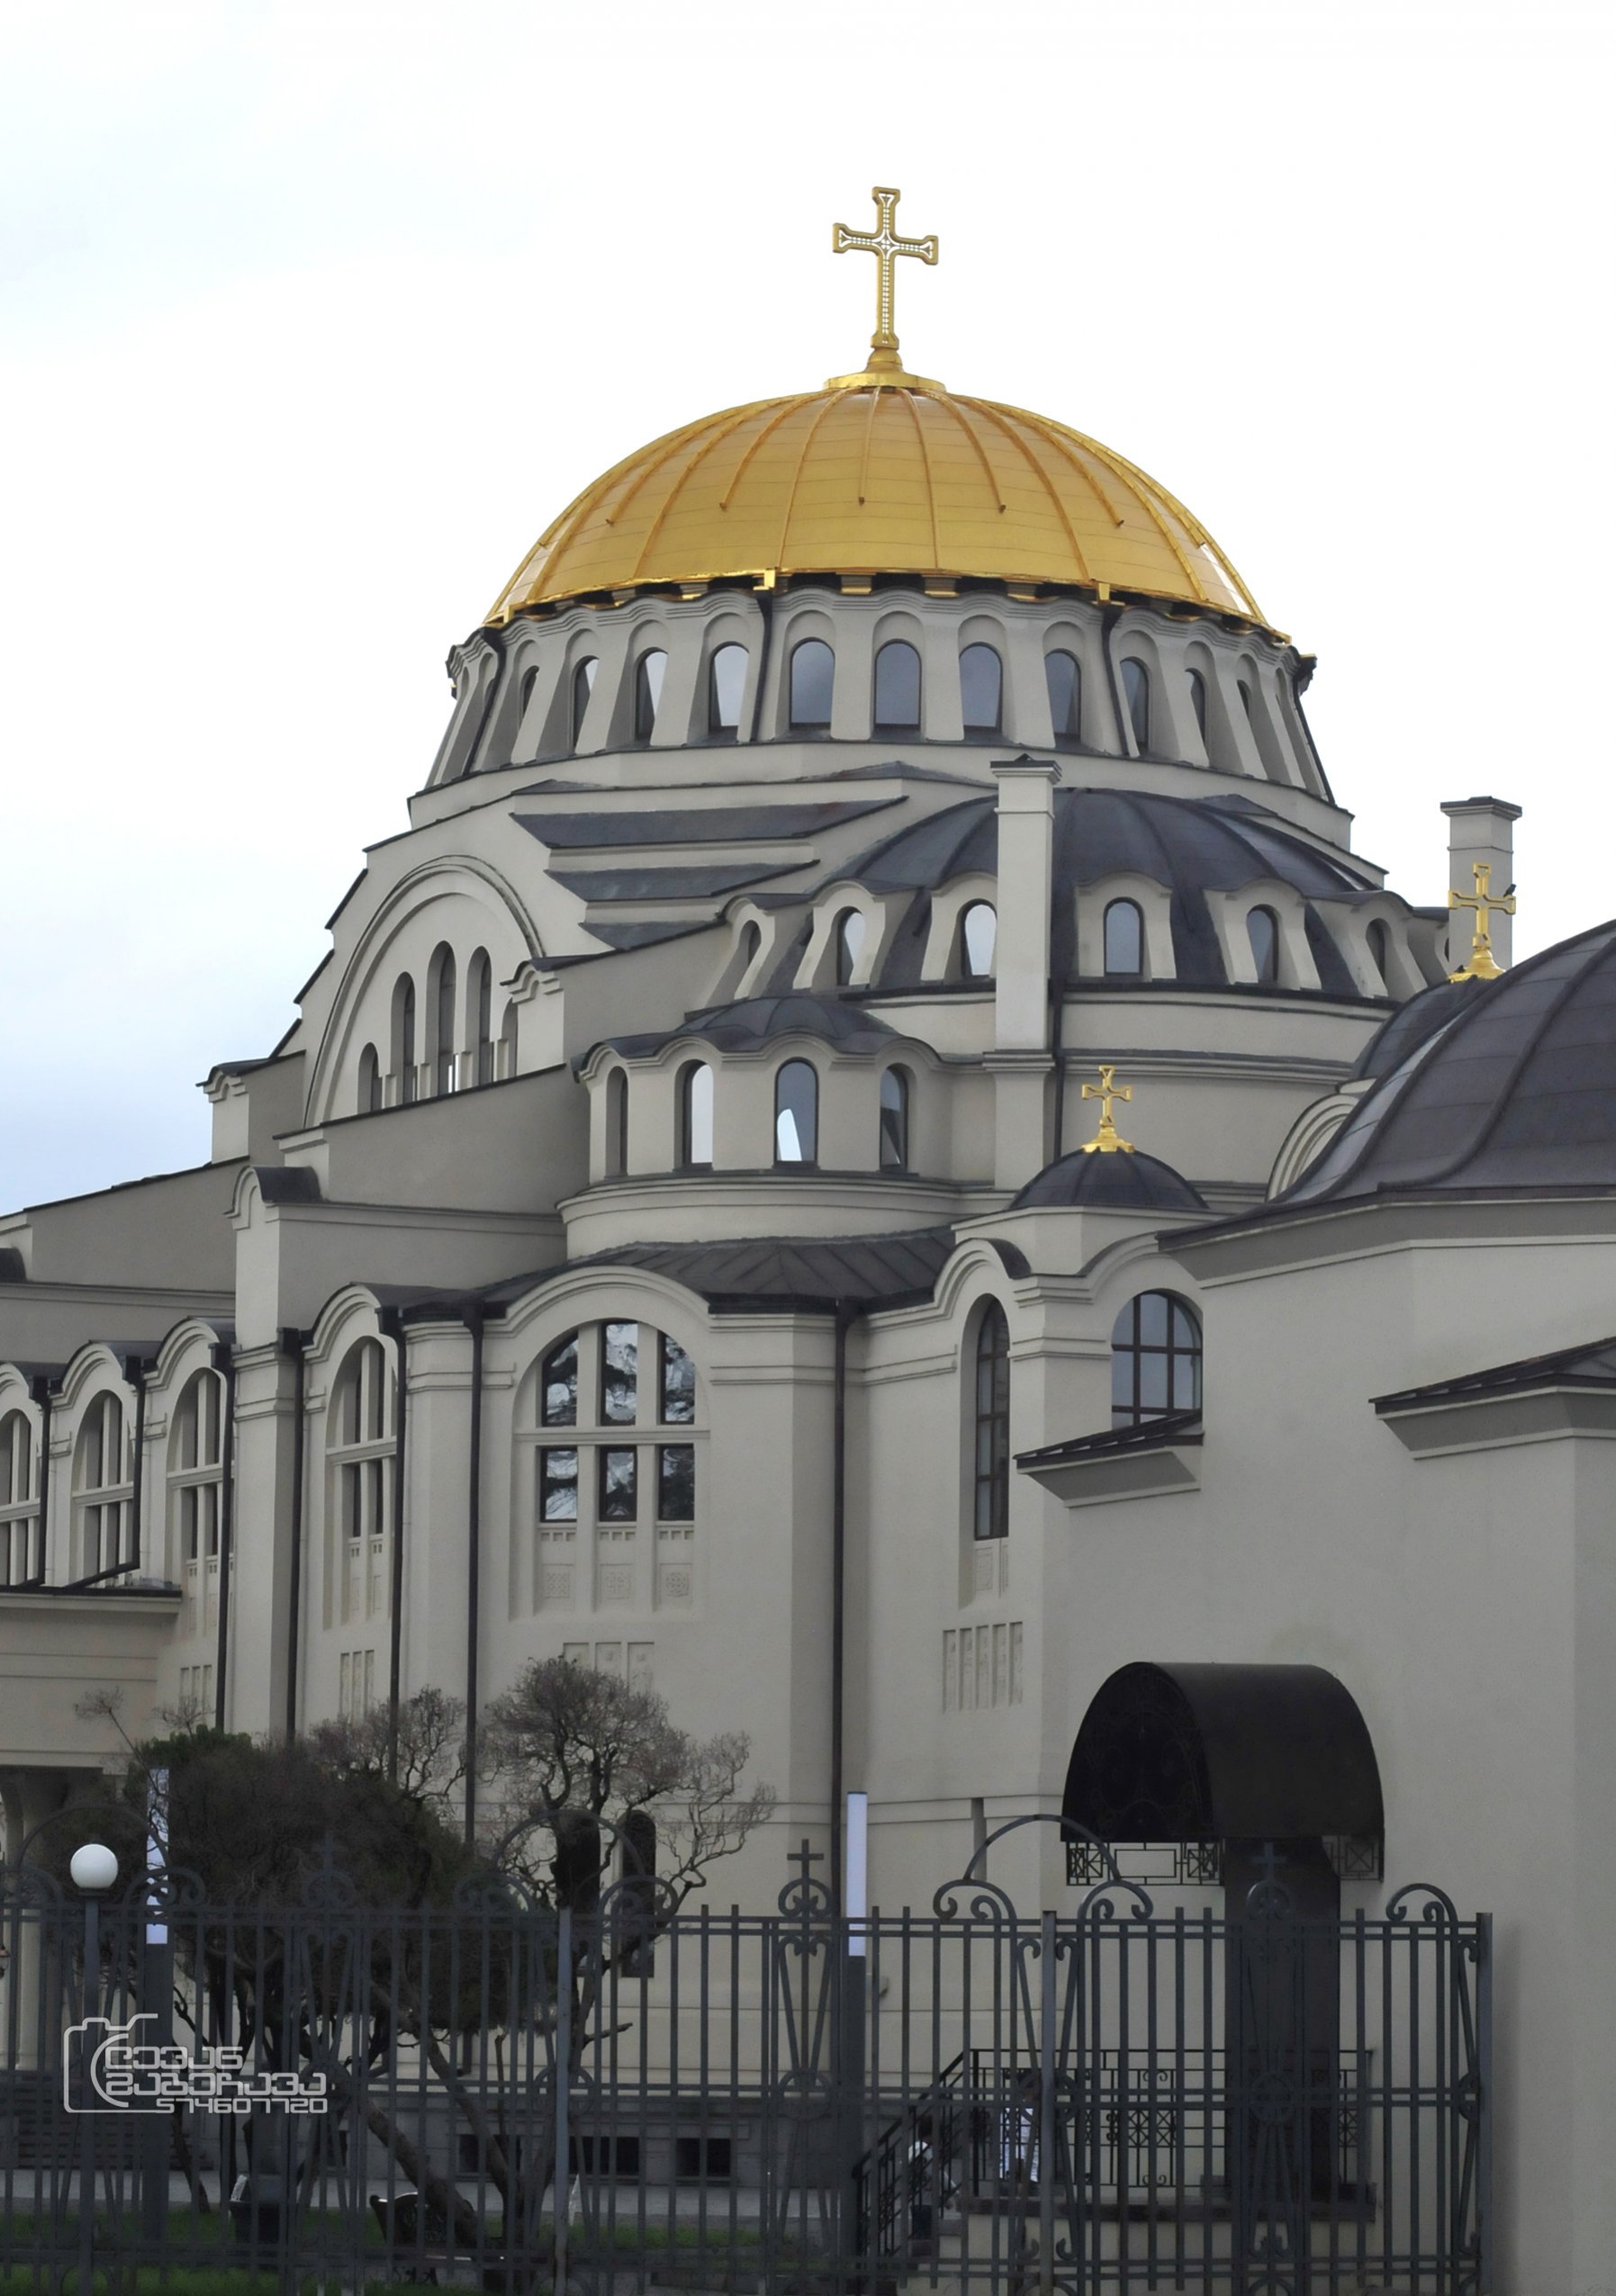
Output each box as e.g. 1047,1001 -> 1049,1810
1238,678 -> 1256,722
880,1067 -> 910,1172
519,665 -> 539,721
873,641 -> 921,733
1366,918 -> 1391,991
960,644 -> 1003,734
789,639 -> 835,731
1247,905 -> 1280,986
500,999 -> 519,1076
709,644 -> 747,736
678,1061 -> 714,1166
393,976 -> 417,1105
634,650 -> 668,742
170,1369 -> 223,1631
739,921 -> 762,972
960,902 -> 997,979
972,1304 -> 1010,1542
330,1338 -> 395,1625
75,1391 -> 131,1578
430,945 -> 457,1096
0,1412 -> 40,1587
834,908 -> 866,987
774,1060 -> 818,1164
572,659 -> 598,747
469,950 -> 494,1086
357,1043 -> 381,1114
1187,669 -> 1208,742
1111,1292 -> 1202,1427
1121,659 -> 1151,752
1046,651 -> 1081,743
1104,898 -> 1144,977
605,1069 -> 629,1178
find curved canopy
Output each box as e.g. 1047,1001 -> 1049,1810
1062,1661 -> 1384,1843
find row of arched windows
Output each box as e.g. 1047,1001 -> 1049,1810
358,947 -> 514,1114
605,1058 -> 914,1178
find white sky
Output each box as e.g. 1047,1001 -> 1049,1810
1,0 -> 1611,1209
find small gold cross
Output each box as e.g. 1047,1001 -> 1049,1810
1448,862 -> 1516,982
833,186 -> 938,374
1079,1065 -> 1135,1155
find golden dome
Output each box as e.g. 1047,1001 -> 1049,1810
487,374 -> 1268,629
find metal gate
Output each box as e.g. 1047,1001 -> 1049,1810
0,1848 -> 1488,2291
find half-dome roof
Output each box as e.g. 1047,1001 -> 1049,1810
1011,1148 -> 1208,1213
592,991 -> 900,1067
1282,918 -> 1616,1202
487,382 -> 1267,626
1350,975 -> 1486,1079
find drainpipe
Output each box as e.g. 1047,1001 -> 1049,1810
280,1329 -> 307,1743
382,1309 -> 409,1784
128,1360 -> 149,1572
829,1301 -> 853,1917
212,1344 -> 236,1731
463,1306 -> 485,1850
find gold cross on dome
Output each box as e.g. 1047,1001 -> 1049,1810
833,186 -> 938,371
1079,1065 -> 1135,1156
1448,862 -> 1516,982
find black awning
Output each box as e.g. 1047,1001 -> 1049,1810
1062,1661 -> 1384,1845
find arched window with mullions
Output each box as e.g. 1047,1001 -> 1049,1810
708,644 -> 747,737
1104,898 -> 1143,977
0,1412 -> 40,1587
880,1067 -> 910,1172
572,659 -> 598,747
774,1060 -> 818,1165
873,641 -> 921,733
1046,651 -> 1081,744
678,1061 -> 714,1166
330,1337 -> 395,1626
789,639 -> 835,731
170,1368 -> 224,1635
468,950 -> 494,1086
960,902 -> 997,980
634,651 -> 667,742
1111,1292 -> 1202,1427
357,1043 -> 381,1114
834,908 -> 866,986
1247,905 -> 1280,986
972,1304 -> 1010,1542
75,1391 -> 131,1578
605,1069 -> 628,1178
430,944 -> 457,1096
1121,659 -> 1151,752
960,644 -> 1003,734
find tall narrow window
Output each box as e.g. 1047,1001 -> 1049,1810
1111,1292 -> 1201,1427
394,976 -> 417,1105
358,1043 -> 381,1114
1238,679 -> 1256,722
600,1324 -> 639,1425
606,1069 -> 629,1178
519,665 -> 539,724
1104,898 -> 1143,976
572,658 -> 598,746
774,1060 -> 818,1164
659,1334 -> 695,1424
469,950 -> 494,1086
1247,905 -> 1280,986
76,1391 -> 131,1578
171,1369 -> 224,1623
709,644 -> 747,735
1046,651 -> 1081,743
789,639 -> 835,731
500,1000 -> 519,1076
1121,659 -> 1151,752
678,1061 -> 714,1166
0,1413 -> 39,1587
960,902 -> 997,979
331,1340 -> 394,1617
599,1448 -> 637,1522
834,908 -> 866,987
960,644 -> 1003,734
873,641 -> 921,733
431,946 -> 457,1096
972,1305 -> 1010,1542
1187,669 -> 1208,742
634,651 -> 667,741
880,1067 -> 910,1172
541,1334 -> 579,1427
1366,919 -> 1391,990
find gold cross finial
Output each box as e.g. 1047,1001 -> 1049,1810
1448,862 -> 1516,981
830,186 -> 941,389
1079,1065 -> 1135,1155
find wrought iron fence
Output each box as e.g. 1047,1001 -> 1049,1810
0,1848 -> 1488,2293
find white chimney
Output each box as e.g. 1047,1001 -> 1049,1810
1440,796 -> 1521,971
989,756 -> 1061,1188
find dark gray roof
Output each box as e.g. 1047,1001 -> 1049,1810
459,1225 -> 958,1318
1374,1333 -> 1616,1414
591,992 -> 900,1066
512,800 -> 897,849
1010,1148 -> 1208,1213
551,863 -> 799,905
1350,976 -> 1485,1078
255,1166 -> 321,1205
1017,1409 -> 1203,1471
1278,917 -> 1616,1203
0,1249 -> 23,1283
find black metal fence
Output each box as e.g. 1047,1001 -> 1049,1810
0,1850 -> 1489,2292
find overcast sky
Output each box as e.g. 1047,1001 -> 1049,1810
1,0 -> 1610,1210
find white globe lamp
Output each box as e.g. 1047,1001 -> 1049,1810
69,1843 -> 119,1894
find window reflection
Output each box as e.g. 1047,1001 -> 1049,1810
1046,651 -> 1081,743
774,1060 -> 818,1163
961,902 -> 997,979
790,640 -> 835,730
709,644 -> 747,734
1104,899 -> 1143,976
960,644 -> 1002,734
1121,659 -> 1151,751
874,641 -> 921,732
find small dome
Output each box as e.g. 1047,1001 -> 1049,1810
1011,1148 -> 1208,1213
1284,918 -> 1616,1203
486,382 -> 1267,626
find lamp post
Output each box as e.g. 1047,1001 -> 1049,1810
70,1845 -> 117,2296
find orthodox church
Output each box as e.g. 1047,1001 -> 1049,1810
0,194 -> 1609,2282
